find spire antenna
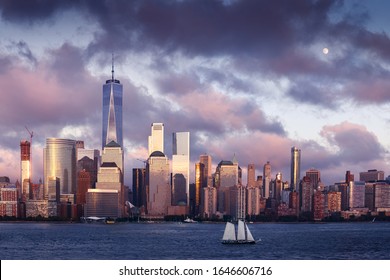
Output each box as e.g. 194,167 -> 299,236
111,53 -> 114,81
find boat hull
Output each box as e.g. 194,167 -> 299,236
221,240 -> 257,245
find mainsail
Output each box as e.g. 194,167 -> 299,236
222,222 -> 236,241
237,220 -> 246,240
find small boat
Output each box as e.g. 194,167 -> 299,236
183,217 -> 197,223
222,220 -> 259,244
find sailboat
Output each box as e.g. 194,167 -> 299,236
222,220 -> 259,244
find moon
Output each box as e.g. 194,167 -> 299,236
323,47 -> 329,55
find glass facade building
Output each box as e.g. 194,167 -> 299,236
44,138 -> 77,197
172,132 -> 190,205
290,146 -> 301,192
102,71 -> 123,149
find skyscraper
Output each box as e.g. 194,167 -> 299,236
199,154 -> 212,187
306,168 -> 320,189
290,146 -> 301,192
20,140 -> 31,201
148,123 -> 164,155
146,151 -> 170,217
102,59 -> 123,148
247,164 -> 256,188
263,161 -> 271,198
43,138 -> 77,197
171,132 -> 190,205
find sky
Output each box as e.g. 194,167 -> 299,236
1,0 -> 390,187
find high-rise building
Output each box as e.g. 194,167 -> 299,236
313,190 -> 325,221
290,146 -> 301,191
306,168 -> 320,189
43,138 -> 77,197
263,161 -> 271,198
83,140 -> 125,218
345,170 -> 354,185
199,154 -> 212,187
327,191 -> 341,213
349,181 -> 365,209
171,132 -> 190,205
146,151 -> 170,217
300,176 -> 313,212
195,162 -> 205,214
132,168 -> 146,208
247,164 -> 256,188
247,186 -> 261,216
77,148 -> 100,189
215,160 -> 239,189
102,60 -> 123,148
374,182 -> 390,211
148,123 -> 164,155
20,140 -> 31,201
200,186 -> 217,219
359,169 -> 385,182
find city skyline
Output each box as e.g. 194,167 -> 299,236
1,1 -> 390,187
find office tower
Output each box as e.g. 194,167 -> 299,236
146,151 -> 170,217
349,181 -> 365,209
47,177 -> 60,202
335,182 -> 349,211
200,186 -> 217,219
195,162 -> 205,214
345,170 -> 354,185
44,138 -> 77,197
171,132 -> 190,205
132,168 -> 146,208
300,176 -> 313,212
290,146 -> 301,191
247,164 -> 256,188
374,182 -> 390,210
101,141 -> 124,180
263,161 -> 271,198
148,123 -> 164,155
215,160 -> 239,188
77,148 -> 100,189
359,169 -> 384,182
313,190 -> 325,221
76,171 -> 90,205
20,140 -> 31,201
199,154 -> 212,187
102,60 -> 123,148
306,168 -> 320,189
89,141 -> 125,218
365,182 -> 375,211
247,186 -> 261,216
274,172 -> 283,202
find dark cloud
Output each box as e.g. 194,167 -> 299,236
0,0 -> 76,23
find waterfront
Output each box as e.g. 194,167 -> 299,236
1,222 -> 389,260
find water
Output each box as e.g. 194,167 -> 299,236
1,222 -> 389,260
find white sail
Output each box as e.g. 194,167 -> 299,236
245,224 -> 255,241
237,220 -> 246,240
222,222 -> 236,241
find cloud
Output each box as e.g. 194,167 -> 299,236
320,121 -> 385,163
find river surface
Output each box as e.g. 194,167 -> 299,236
1,222 -> 389,260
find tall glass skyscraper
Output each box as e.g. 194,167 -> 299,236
290,146 -> 301,192
172,132 -> 190,205
102,61 -> 123,148
44,138 -> 77,196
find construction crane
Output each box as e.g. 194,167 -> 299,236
25,126 -> 34,182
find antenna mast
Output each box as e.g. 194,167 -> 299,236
111,53 -> 114,81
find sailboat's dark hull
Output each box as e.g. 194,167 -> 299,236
221,240 -> 256,245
